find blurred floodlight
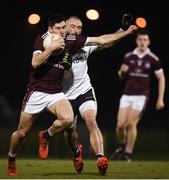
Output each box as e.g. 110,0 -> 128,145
136,17 -> 147,28
86,9 -> 99,20
28,14 -> 41,25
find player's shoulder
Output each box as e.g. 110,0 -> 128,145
82,45 -> 97,53
124,51 -> 133,58
35,32 -> 49,41
147,50 -> 159,61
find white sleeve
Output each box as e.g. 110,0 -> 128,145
84,37 -> 97,53
154,68 -> 163,75
33,50 -> 43,54
84,37 -> 91,45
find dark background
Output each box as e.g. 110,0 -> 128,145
0,0 -> 168,158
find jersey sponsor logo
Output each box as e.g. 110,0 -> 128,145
135,68 -> 143,73
72,52 -> 87,64
130,72 -> 149,78
129,60 -> 135,64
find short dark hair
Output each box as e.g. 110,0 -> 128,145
136,29 -> 150,38
48,13 -> 66,27
66,16 -> 82,22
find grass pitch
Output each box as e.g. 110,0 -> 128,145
0,159 -> 169,179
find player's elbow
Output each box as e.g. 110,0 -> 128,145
157,72 -> 165,82
31,59 -> 40,69
32,62 -> 39,69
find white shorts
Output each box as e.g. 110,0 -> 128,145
22,90 -> 66,114
79,100 -> 97,118
119,95 -> 147,111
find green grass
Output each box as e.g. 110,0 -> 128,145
1,159 -> 169,179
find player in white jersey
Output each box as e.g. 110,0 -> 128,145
38,15 -> 138,175
63,17 -> 100,173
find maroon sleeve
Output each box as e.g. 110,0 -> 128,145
153,59 -> 162,72
34,35 -> 44,52
122,55 -> 130,65
65,34 -> 87,54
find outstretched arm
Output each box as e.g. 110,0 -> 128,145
96,29 -> 124,51
85,25 -> 138,47
155,70 -> 165,110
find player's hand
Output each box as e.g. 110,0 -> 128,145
121,13 -> 133,30
118,65 -> 129,79
156,99 -> 165,110
50,36 -> 65,51
126,25 -> 138,34
60,52 -> 72,70
121,64 -> 129,72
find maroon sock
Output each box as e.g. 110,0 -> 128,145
8,155 -> 16,162
43,130 -> 51,141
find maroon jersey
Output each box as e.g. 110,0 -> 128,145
123,48 -> 162,96
28,32 -> 87,93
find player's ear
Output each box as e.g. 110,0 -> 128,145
48,26 -> 52,33
148,39 -> 151,46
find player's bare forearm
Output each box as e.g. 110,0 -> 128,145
118,64 -> 129,79
157,72 -> 165,102
86,25 -> 138,46
31,47 -> 54,68
98,25 -> 138,45
97,29 -> 124,50
156,71 -> 165,109
118,70 -> 126,80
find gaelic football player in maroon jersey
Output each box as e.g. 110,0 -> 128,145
7,14 -> 88,176
111,30 -> 165,161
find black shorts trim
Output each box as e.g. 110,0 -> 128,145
69,89 -> 95,116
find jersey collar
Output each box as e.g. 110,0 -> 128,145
133,48 -> 150,59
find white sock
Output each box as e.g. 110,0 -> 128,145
8,152 -> 16,157
48,127 -> 54,136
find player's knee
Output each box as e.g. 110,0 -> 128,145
53,120 -> 62,129
117,121 -> 126,130
16,128 -> 28,139
127,121 -> 136,130
85,117 -> 98,130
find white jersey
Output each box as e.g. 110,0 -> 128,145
63,45 -> 97,100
